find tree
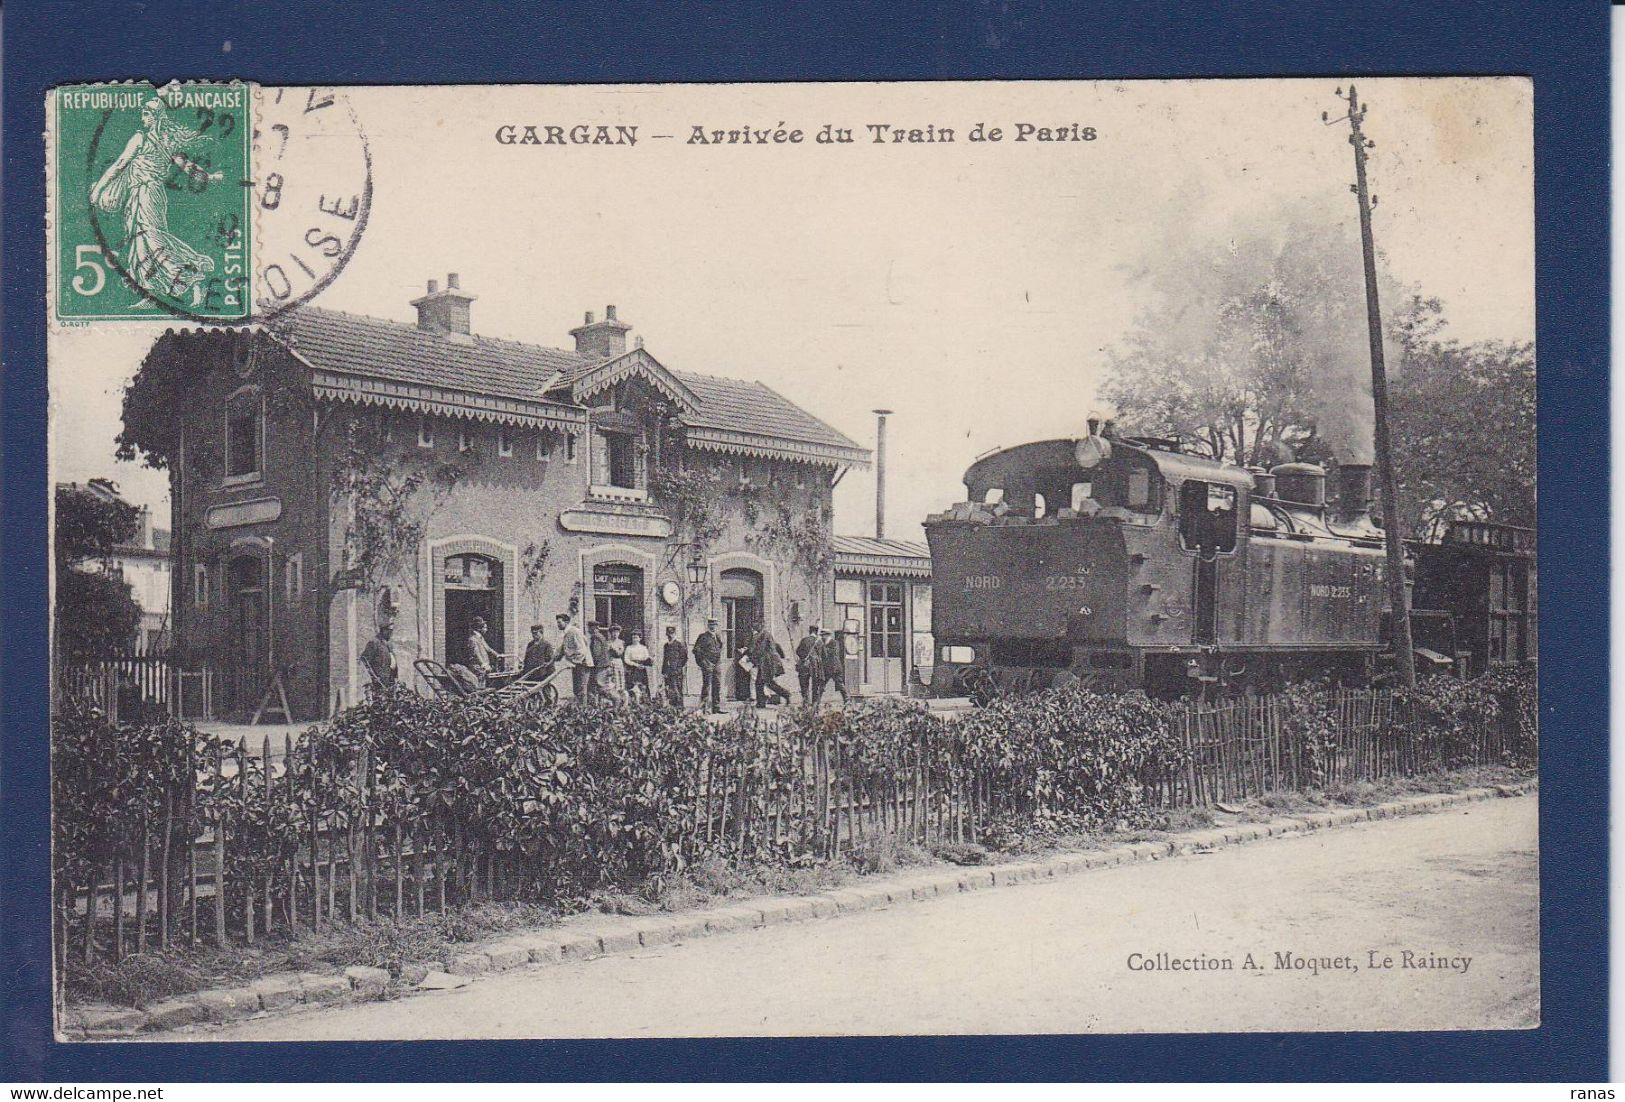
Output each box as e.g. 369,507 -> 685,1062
54,485 -> 143,659
1102,217 -> 1428,467
1389,339 -> 1536,537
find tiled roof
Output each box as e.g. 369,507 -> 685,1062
272,308 -> 594,402
673,371 -> 865,456
270,307 -> 868,465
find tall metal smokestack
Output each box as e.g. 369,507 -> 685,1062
873,409 -> 892,540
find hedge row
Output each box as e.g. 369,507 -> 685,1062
52,670 -> 1535,955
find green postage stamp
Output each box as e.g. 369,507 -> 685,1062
52,82 -> 252,322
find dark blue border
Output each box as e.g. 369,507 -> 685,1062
4,0 -> 1607,1082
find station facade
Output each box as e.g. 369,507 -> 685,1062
145,276 -> 869,719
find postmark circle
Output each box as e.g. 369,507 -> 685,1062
249,85 -> 373,320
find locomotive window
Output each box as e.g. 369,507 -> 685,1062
1034,493 -> 1047,519
983,487 -> 1004,506
1127,468 -> 1151,509
1179,480 -> 1239,553
1071,482 -> 1092,510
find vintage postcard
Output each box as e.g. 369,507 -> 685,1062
46,78 -> 1537,1041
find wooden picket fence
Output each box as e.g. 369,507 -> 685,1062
56,686 -> 1528,968
1162,688 -> 1523,807
56,656 -> 180,723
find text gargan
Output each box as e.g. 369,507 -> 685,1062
495,124 -> 639,146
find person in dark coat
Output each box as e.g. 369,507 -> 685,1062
519,623 -> 555,681
588,623 -> 611,700
361,620 -> 399,690
750,627 -> 792,706
660,625 -> 689,706
733,633 -> 755,704
821,628 -> 850,704
795,623 -> 822,706
692,617 -> 724,714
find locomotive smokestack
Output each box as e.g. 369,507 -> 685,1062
873,409 -> 893,540
1334,462 -> 1373,525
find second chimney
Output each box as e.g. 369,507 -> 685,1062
570,304 -> 632,360
410,273 -> 476,336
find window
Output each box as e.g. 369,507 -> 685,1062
193,564 -> 209,609
565,433 -> 578,463
1178,480 -> 1238,553
1034,494 -> 1047,519
535,432 -> 550,461
497,427 -> 514,458
983,487 -> 1005,506
605,432 -> 637,489
284,552 -> 303,602
868,581 -> 905,658
458,426 -> 473,453
418,417 -> 435,449
224,389 -> 263,482
1070,482 -> 1092,511
1127,468 -> 1151,509
1490,562 -> 1532,664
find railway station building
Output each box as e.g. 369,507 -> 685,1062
138,276 -> 870,719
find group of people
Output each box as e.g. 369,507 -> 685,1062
403,612 -> 852,712
688,618 -> 850,714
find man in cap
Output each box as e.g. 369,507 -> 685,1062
795,623 -> 823,707
692,616 -> 724,714
519,623 -> 555,681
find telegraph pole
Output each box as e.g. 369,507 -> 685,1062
1330,84 -> 1415,687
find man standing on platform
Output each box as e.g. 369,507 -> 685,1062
821,627 -> 850,705
693,616 -> 724,714
361,619 -> 399,690
520,623 -> 555,681
557,612 -> 593,698
795,623 -> 822,707
661,625 -> 689,706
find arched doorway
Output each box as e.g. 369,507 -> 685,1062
719,567 -> 763,699
443,552 -> 503,667
592,563 -> 645,637
227,554 -> 268,713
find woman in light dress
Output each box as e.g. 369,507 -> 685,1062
89,97 -> 223,305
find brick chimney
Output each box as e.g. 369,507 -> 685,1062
569,304 -> 631,360
410,272 -> 476,336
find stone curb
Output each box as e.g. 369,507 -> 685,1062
65,780 -> 1534,1040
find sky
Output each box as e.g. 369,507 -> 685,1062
50,77 -> 1534,542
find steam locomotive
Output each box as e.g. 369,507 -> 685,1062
925,432 -> 1535,700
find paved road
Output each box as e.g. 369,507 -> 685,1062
196,795 -> 1539,1039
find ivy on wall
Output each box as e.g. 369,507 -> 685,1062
327,409 -> 473,606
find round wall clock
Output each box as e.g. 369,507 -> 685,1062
659,580 -> 681,607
